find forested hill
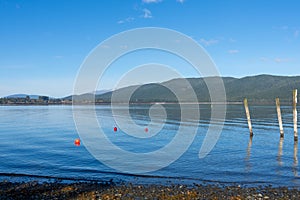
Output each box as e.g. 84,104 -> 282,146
94,75 -> 300,104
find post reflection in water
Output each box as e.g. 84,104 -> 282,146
293,141 -> 298,177
245,136 -> 253,172
277,137 -> 284,167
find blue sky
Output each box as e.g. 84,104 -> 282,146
1,0 -> 300,97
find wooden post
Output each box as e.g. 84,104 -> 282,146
293,89 -> 298,141
244,98 -> 253,136
276,98 -> 284,137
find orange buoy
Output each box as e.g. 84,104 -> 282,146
145,127 -> 148,132
74,138 -> 80,146
113,127 -> 117,132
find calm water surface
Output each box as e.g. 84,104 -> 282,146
0,105 -> 300,187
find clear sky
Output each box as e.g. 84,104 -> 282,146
1,0 -> 300,97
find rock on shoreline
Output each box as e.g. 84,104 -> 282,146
1,180 -> 300,200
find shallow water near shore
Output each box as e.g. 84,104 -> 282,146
0,104 -> 300,187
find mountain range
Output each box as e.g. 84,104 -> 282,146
70,74 -> 300,104
4,75 -> 300,104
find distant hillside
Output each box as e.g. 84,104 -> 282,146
24,74 -> 300,104
94,75 -> 300,104
224,75 -> 300,103
63,90 -> 111,100
95,90 -> 111,95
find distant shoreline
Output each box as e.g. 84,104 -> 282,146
0,102 -> 244,106
2,74 -> 300,106
1,101 -> 299,106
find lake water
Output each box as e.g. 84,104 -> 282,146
0,104 -> 300,187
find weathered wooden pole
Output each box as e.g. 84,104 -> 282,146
276,98 -> 284,137
244,98 -> 253,137
293,89 -> 298,141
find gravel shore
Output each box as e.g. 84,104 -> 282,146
1,180 -> 300,200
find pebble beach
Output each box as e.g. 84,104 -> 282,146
1,180 -> 300,200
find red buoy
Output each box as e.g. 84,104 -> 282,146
113,127 -> 117,132
145,127 -> 148,132
74,138 -> 80,146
